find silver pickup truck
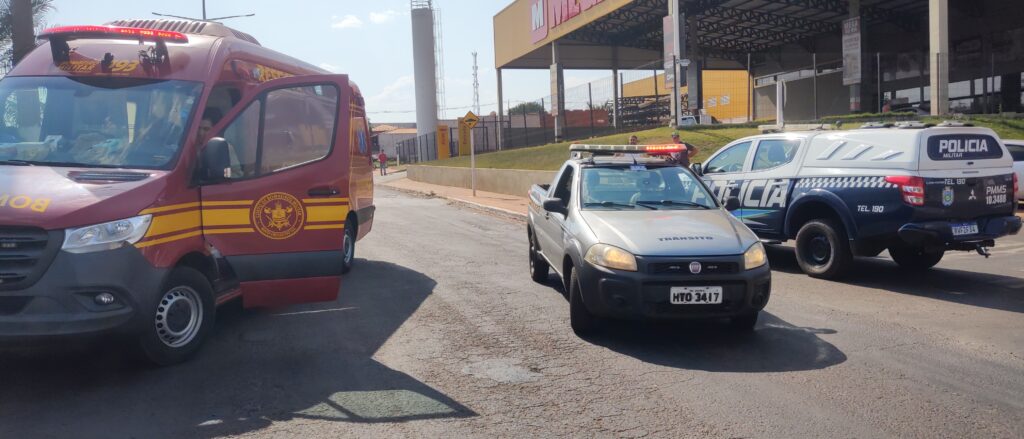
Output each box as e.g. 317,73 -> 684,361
527,144 -> 772,335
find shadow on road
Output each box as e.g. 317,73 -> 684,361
766,245 -> 1024,314
587,313 -> 846,373
0,260 -> 473,438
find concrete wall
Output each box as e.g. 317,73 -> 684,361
408,165 -> 558,197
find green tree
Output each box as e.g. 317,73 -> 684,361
0,0 -> 55,68
509,101 -> 546,115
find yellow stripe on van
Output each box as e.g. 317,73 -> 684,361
203,227 -> 255,235
140,202 -> 201,215
302,198 -> 350,204
204,200 -> 253,207
202,209 -> 252,227
305,224 -> 346,231
146,210 -> 201,237
135,230 -> 203,248
306,205 -> 349,223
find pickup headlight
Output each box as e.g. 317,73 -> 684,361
585,243 -> 638,272
743,242 -> 767,270
62,215 -> 152,254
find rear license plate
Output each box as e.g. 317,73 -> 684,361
670,286 -> 723,305
951,222 -> 979,236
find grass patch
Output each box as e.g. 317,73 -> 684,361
422,115 -> 1024,171
428,126 -> 760,171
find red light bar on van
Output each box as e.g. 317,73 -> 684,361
39,25 -> 189,43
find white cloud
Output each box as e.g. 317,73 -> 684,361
366,75 -> 416,113
331,15 -> 363,29
369,10 -> 397,24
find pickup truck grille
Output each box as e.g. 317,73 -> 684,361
648,261 -> 739,275
0,227 -> 61,291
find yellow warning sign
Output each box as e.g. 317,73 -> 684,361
462,111 -> 480,130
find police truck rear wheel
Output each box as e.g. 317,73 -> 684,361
888,245 -> 944,270
341,218 -> 356,274
569,268 -> 601,335
529,233 -> 549,283
138,267 -> 215,366
795,219 -> 853,279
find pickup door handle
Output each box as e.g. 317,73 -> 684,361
308,186 -> 340,197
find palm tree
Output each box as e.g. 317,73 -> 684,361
0,0 -> 55,68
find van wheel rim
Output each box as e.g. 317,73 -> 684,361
808,235 -> 832,265
155,286 -> 203,348
344,228 -> 354,264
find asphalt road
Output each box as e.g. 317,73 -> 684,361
2,187 -> 1023,438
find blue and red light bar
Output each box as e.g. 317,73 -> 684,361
569,144 -> 687,157
38,25 -> 188,43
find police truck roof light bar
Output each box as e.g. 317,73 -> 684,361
38,25 -> 189,43
569,144 -> 685,157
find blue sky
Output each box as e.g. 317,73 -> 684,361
47,0 -> 606,123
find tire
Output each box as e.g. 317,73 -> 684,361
568,268 -> 601,335
341,218 -> 356,274
794,219 -> 853,280
889,245 -> 944,270
138,267 -> 216,366
529,232 -> 550,283
729,312 -> 759,332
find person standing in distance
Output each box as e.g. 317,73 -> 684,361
377,150 -> 388,176
668,131 -> 698,167
628,135 -> 639,145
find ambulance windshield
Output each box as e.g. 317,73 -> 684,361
0,76 -> 202,169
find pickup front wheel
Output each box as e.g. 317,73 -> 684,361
569,268 -> 601,335
795,219 -> 853,280
529,232 -> 550,283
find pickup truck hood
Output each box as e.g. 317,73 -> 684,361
0,166 -> 168,230
580,209 -> 757,257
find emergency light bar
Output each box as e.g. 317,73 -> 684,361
38,25 -> 189,43
569,144 -> 686,157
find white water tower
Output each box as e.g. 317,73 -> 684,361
411,0 -> 438,160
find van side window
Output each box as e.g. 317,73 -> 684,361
705,141 -> 752,174
220,101 -> 261,179
751,139 -> 800,171
552,166 -> 575,208
260,85 -> 339,174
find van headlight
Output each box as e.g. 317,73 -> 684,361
62,215 -> 152,254
585,243 -> 637,272
743,242 -> 767,270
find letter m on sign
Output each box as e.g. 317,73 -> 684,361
530,0 -> 548,43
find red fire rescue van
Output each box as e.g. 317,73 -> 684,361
0,20 -> 375,364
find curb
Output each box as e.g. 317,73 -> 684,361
380,183 -> 527,220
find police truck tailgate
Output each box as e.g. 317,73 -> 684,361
917,131 -> 1016,221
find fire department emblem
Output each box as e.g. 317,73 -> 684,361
253,192 -> 305,240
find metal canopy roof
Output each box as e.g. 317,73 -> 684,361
562,0 -> 928,62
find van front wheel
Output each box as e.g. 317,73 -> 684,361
138,267 -> 215,366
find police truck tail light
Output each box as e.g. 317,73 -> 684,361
885,175 -> 926,206
1014,173 -> 1019,199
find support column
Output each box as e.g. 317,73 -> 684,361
612,46 -> 620,129
685,13 -> 702,118
847,0 -> 863,113
929,0 -> 949,116
1001,73 -> 1022,113
496,68 -> 505,150
551,42 -> 565,142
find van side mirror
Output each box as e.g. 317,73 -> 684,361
199,137 -> 231,184
690,162 -> 703,176
543,198 -> 568,216
725,197 -> 741,212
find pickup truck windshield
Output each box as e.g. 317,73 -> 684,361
0,76 -> 202,169
581,165 -> 716,210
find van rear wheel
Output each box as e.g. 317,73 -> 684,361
138,267 -> 215,366
341,218 -> 356,274
795,219 -> 853,280
889,245 -> 944,270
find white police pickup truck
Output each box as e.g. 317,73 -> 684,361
693,123 -> 1021,279
527,144 -> 771,335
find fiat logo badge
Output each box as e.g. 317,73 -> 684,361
689,261 -> 702,274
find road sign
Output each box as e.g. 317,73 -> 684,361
463,111 -> 480,129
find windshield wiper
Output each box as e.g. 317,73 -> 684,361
585,201 -> 656,210
0,159 -> 35,166
635,200 -> 712,209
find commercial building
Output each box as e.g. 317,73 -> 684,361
493,0 -> 1024,145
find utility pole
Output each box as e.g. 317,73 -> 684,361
472,52 -> 481,115
11,0 -> 34,65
